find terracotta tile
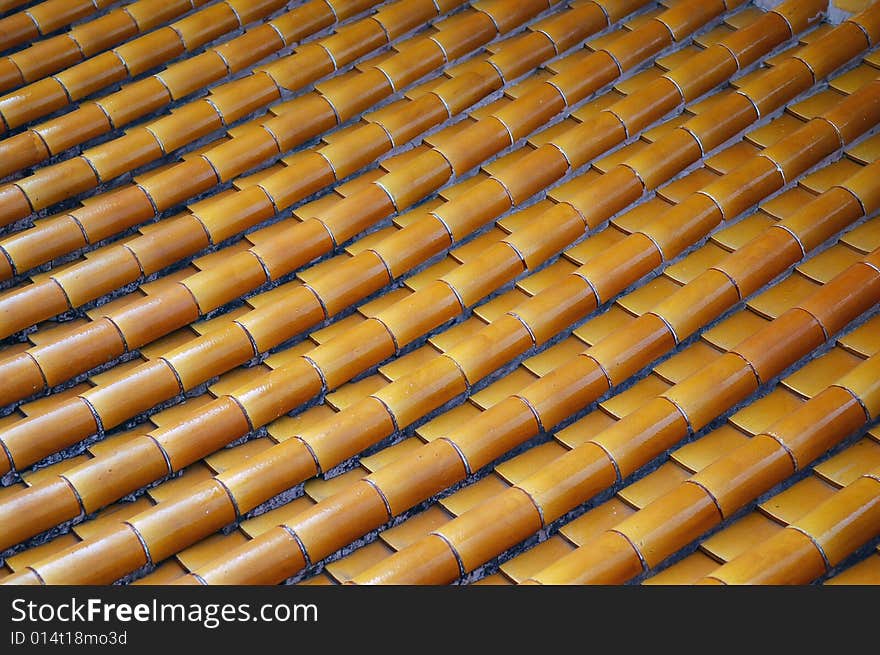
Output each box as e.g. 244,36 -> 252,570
439,473 -> 510,516
190,307 -> 248,336
380,506 -> 454,551
559,498 -> 636,546
672,425 -> 751,474
570,92 -> 624,123
694,23 -> 734,49
499,536 -> 576,583
88,358 -> 148,387
139,329 -> 197,359
728,387 -> 805,436
617,462 -> 691,510
781,346 -> 864,399
325,541 -> 395,583
643,551 -> 719,585
814,439 -> 880,488
700,511 -> 785,563
758,476 -> 838,525
527,118 -> 581,148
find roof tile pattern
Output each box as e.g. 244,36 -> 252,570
0,0 -> 878,586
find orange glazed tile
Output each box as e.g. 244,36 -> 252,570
840,219 -> 880,254
746,273 -> 822,320
554,410 -> 617,449
239,497 -> 316,539
758,476 -> 838,525
500,536 -> 576,583
379,506 -> 454,551
558,498 -> 637,546
359,438 -> 424,473
304,467 -> 368,503
325,541 -> 395,583
439,473 -> 510,517
814,439 -> 880,488
728,387 -> 806,436
838,314 -> 880,358
825,554 -> 880,585
700,511 -> 785,563
671,425 -> 751,474
781,346 -> 864,399
5,0 -> 880,588
495,441 -> 568,486
468,368 -> 538,410
617,461 -> 691,510
176,531 -> 250,571
599,375 -> 672,419
643,552 -> 720,585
